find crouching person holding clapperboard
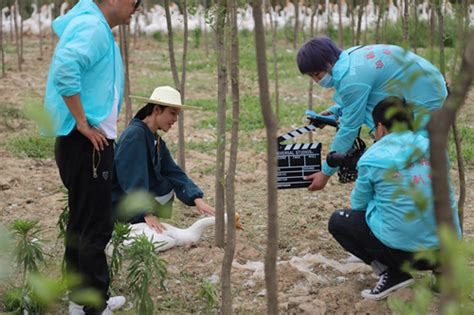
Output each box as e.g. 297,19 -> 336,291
327,97 -> 462,300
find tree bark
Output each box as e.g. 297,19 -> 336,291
13,0 -> 21,71
37,0 -> 43,59
375,0 -> 385,43
178,0 -> 190,171
412,0 -> 418,52
428,1 -> 436,62
292,0 -> 299,49
252,1 -> 279,313
427,30 -> 474,313
452,121 -> 465,232
220,0 -> 239,313
164,0 -> 186,171
337,0 -> 343,48
0,0 -> 5,77
268,6 -> 280,124
214,0 -> 227,248
355,0 -> 365,45
402,0 -> 409,43
435,0 -> 445,75
119,25 -> 132,128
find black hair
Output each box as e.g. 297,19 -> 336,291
372,96 -> 414,132
133,103 -> 167,120
296,36 -> 342,74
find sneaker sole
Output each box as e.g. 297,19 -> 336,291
361,278 -> 415,301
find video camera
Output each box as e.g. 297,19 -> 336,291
306,110 -> 366,183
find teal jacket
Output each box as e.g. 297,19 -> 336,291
322,45 -> 447,175
44,0 -> 124,136
112,119 -> 204,215
351,131 -> 461,251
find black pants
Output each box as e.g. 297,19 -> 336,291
328,209 -> 436,274
55,130 -> 114,314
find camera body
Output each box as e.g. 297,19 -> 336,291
326,145 -> 365,183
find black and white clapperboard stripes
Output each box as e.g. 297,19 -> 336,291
277,124 -> 321,189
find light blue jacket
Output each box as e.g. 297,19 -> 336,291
322,45 -> 447,175
44,0 -> 124,136
351,131 -> 461,251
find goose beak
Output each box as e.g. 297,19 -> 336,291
235,213 -> 244,230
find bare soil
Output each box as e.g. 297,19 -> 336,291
1,36 -> 473,314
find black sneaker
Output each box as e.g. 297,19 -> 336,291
361,270 -> 415,300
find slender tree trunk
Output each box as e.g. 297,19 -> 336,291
9,4 -> 14,43
220,0 -> 239,312
375,1 -> 385,43
293,0 -> 299,49
18,0 -> 22,63
452,121 -> 465,232
402,0 -> 409,42
355,0 -> 365,45
13,0 -> 21,71
268,7 -> 279,124
308,0 -> 318,143
164,0 -> 186,171
427,31 -> 474,313
252,1 -> 279,313
435,0 -> 445,75
412,0 -> 418,52
119,25 -> 132,128
0,0 -> 5,77
203,7 -> 209,56
214,0 -> 227,248
37,0 -> 43,59
337,0 -> 343,48
429,1 -> 436,62
349,2 -> 355,45
178,0 -> 190,171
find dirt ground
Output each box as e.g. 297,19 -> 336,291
1,37 -> 473,314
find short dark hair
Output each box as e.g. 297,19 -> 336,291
296,36 -> 342,74
134,103 -> 167,120
372,97 -> 414,131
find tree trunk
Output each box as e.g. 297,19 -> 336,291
178,0 -> 190,171
220,0 -> 239,312
337,0 -> 343,48
412,0 -> 418,52
435,0 -> 445,75
214,0 -> 227,248
13,0 -> 21,71
427,30 -> 474,313
119,25 -> 132,128
402,0 -> 409,42
293,0 -> 299,49
0,0 -> 5,77
375,1 -> 385,43
37,0 -> 43,59
308,0 -> 318,143
428,1 -> 436,62
452,121 -> 465,232
164,0 -> 186,171
18,0 -> 23,63
268,7 -> 280,124
252,1 -> 279,313
348,1 -> 355,45
355,0 -> 365,45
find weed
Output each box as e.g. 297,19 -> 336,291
5,134 -> 54,159
198,278 -> 219,310
109,223 -> 132,281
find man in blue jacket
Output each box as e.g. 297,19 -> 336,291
296,37 -> 447,191
44,0 -> 138,313
328,97 -> 461,300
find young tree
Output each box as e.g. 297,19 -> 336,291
0,0 -> 5,77
252,0 -> 279,313
337,0 -> 343,48
292,0 -> 299,49
119,25 -> 132,127
375,0 -> 385,43
214,0 -> 227,247
355,0 -> 366,45
402,0 -> 409,43
427,31 -> 474,313
163,0 -> 188,171
267,2 -> 280,123
12,0 -> 21,71
220,0 -> 239,312
434,0 -> 445,74
36,0 -> 43,59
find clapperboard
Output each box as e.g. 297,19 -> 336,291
277,124 -> 321,189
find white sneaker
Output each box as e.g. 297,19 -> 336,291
107,296 -> 126,311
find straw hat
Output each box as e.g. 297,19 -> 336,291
130,86 -> 199,110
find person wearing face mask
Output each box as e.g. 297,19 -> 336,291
327,97 -> 461,301
112,86 -> 215,234
296,36 -> 447,191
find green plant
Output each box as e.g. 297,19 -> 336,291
152,31 -> 164,42
198,278 -> 219,309
193,28 -> 201,48
109,223 -> 132,280
126,235 -> 168,315
57,188 -> 69,243
5,134 -> 55,159
11,220 -> 46,285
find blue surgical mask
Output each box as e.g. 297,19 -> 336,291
318,73 -> 334,88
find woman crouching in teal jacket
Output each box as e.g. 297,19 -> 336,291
328,97 -> 461,301
112,86 -> 215,233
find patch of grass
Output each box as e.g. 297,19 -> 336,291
449,126 -> 474,165
5,134 -> 54,159
187,139 -> 217,152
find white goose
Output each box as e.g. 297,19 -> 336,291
106,214 -> 243,255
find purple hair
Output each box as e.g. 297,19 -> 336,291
296,36 -> 342,74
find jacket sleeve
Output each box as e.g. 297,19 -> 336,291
350,166 -> 373,210
322,83 -> 371,176
53,17 -> 110,97
114,129 -> 151,193
159,141 -> 204,206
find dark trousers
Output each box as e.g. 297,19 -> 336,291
328,209 -> 436,274
55,130 -> 114,314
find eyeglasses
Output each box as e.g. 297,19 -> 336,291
369,126 -> 376,141
134,0 -> 141,10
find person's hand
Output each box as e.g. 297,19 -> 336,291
76,121 -> 109,151
315,109 -> 333,129
194,198 -> 215,216
304,171 -> 330,191
144,214 -> 166,234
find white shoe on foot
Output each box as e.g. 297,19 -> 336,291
68,302 -> 85,315
107,296 -> 126,311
